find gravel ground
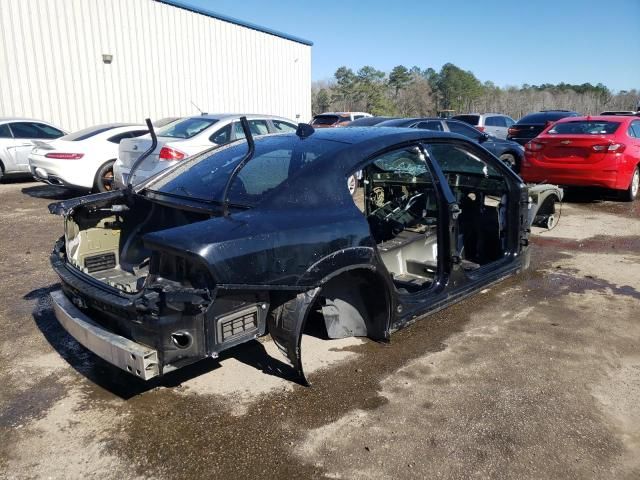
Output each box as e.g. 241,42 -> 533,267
0,180 -> 638,479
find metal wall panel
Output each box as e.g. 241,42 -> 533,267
0,0 -> 312,131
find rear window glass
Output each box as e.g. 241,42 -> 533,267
452,115 -> 480,125
62,125 -> 117,141
158,117 -> 218,139
148,135 -> 344,205
518,112 -> 576,124
311,115 -> 339,126
548,121 -> 620,135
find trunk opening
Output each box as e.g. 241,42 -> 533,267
63,195 -> 212,293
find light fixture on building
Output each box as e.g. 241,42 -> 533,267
102,54 -> 113,64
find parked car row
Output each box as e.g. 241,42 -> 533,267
4,108 -> 638,204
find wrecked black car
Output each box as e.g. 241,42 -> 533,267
48,123 -> 557,384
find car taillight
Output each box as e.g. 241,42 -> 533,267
592,143 -> 625,153
159,146 -> 186,161
475,126 -> 485,132
525,141 -> 544,152
507,127 -> 517,136
45,152 -> 84,159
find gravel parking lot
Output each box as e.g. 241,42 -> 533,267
0,181 -> 638,479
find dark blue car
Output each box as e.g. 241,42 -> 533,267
377,117 -> 525,172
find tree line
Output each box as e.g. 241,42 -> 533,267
312,63 -> 639,120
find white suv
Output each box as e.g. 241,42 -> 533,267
452,113 -> 516,140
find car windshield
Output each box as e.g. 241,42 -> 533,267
548,121 -> 620,135
452,115 -> 480,125
157,117 -> 218,139
61,125 -> 119,141
311,115 -> 340,126
147,135 -> 345,206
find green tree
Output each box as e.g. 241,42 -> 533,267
356,66 -> 391,114
388,65 -> 412,97
435,63 -> 484,112
315,88 -> 331,113
332,66 -> 358,110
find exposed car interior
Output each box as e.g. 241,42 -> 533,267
362,147 -> 440,293
359,143 -> 509,293
427,143 -> 509,269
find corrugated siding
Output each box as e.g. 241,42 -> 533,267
0,0 -> 311,131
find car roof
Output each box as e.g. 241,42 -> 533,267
376,117 -> 444,127
0,117 -> 56,124
181,113 -> 293,122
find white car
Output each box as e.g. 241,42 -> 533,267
29,124 -> 148,192
115,114 -> 297,187
0,118 -> 66,180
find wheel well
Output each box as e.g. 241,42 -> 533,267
312,269 -> 391,340
538,194 -> 558,215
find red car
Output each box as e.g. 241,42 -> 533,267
521,115 -> 640,201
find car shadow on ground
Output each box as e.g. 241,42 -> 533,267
21,184 -> 83,200
561,187 -> 620,204
27,285 -> 302,400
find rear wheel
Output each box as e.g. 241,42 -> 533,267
621,166 -> 639,202
499,153 -> 518,172
0,160 -> 4,182
94,160 -> 116,193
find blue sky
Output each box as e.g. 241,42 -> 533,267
185,0 -> 640,92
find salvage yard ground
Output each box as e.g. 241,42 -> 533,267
0,181 -> 639,479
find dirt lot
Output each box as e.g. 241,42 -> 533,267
0,180 -> 638,480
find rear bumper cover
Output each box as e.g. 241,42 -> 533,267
50,290 -> 160,380
521,163 -> 619,189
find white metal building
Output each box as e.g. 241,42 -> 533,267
0,0 -> 312,131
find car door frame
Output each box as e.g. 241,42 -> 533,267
390,137 -> 529,324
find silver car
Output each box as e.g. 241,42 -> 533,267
115,114 -> 298,187
452,113 -> 516,140
0,118 -> 66,180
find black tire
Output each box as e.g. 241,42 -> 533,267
621,166 -> 639,202
499,153 -> 518,172
94,160 -> 116,193
0,161 -> 4,183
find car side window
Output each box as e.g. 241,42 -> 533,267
0,124 -> 12,138
210,124 -> 232,144
10,122 -> 63,139
415,121 -> 444,131
234,120 -> 270,139
504,117 -> 515,127
271,120 -> 297,133
446,121 -> 483,140
34,123 -> 65,138
485,117 -> 498,127
130,130 -> 148,138
630,121 -> 640,138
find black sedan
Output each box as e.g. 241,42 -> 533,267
48,124 -> 539,384
506,110 -> 579,146
377,117 -> 525,171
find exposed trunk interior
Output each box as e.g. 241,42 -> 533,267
64,196 -> 211,293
